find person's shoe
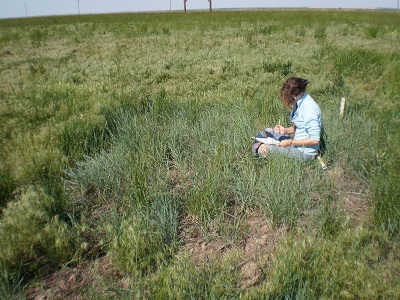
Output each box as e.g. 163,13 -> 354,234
252,142 -> 262,155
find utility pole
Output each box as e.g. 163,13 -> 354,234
208,0 -> 212,12
24,3 -> 27,17
184,0 -> 187,12
77,0 -> 80,14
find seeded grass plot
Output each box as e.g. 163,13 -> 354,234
0,9 -> 399,299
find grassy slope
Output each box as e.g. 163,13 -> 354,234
0,10 -> 399,299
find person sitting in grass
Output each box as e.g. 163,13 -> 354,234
252,77 -> 322,160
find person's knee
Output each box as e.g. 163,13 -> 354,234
252,143 -> 268,156
258,144 -> 268,156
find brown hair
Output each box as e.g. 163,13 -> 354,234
280,77 -> 309,109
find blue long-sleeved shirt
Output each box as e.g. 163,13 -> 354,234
290,93 -> 322,156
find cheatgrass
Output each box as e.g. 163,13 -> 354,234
0,9 -> 399,298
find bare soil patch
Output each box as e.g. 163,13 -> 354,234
25,256 -> 125,300
179,211 -> 288,288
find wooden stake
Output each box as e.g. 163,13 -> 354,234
340,97 -> 346,117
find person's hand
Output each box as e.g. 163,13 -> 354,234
278,140 -> 293,147
274,125 -> 285,135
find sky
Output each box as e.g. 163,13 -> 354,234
1,0 -> 399,19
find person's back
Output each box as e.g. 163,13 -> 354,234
290,93 -> 322,157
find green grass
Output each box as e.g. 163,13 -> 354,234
0,9 -> 399,299
253,229 -> 400,299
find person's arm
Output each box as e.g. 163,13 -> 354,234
278,138 -> 319,147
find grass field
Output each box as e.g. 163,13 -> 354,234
0,9 -> 399,299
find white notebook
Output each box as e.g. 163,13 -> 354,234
253,137 -> 280,145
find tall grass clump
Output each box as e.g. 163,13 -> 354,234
0,261 -> 24,300
254,156 -> 316,228
369,103 -> 400,237
59,114 -> 110,162
372,159 -> 400,237
314,24 -> 327,41
143,252 -> 243,299
332,47 -> 386,80
108,212 -> 166,274
0,186 -> 74,270
365,25 -> 380,38
150,196 -> 180,248
65,105 -> 184,267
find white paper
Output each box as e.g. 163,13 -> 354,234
254,137 -> 280,145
